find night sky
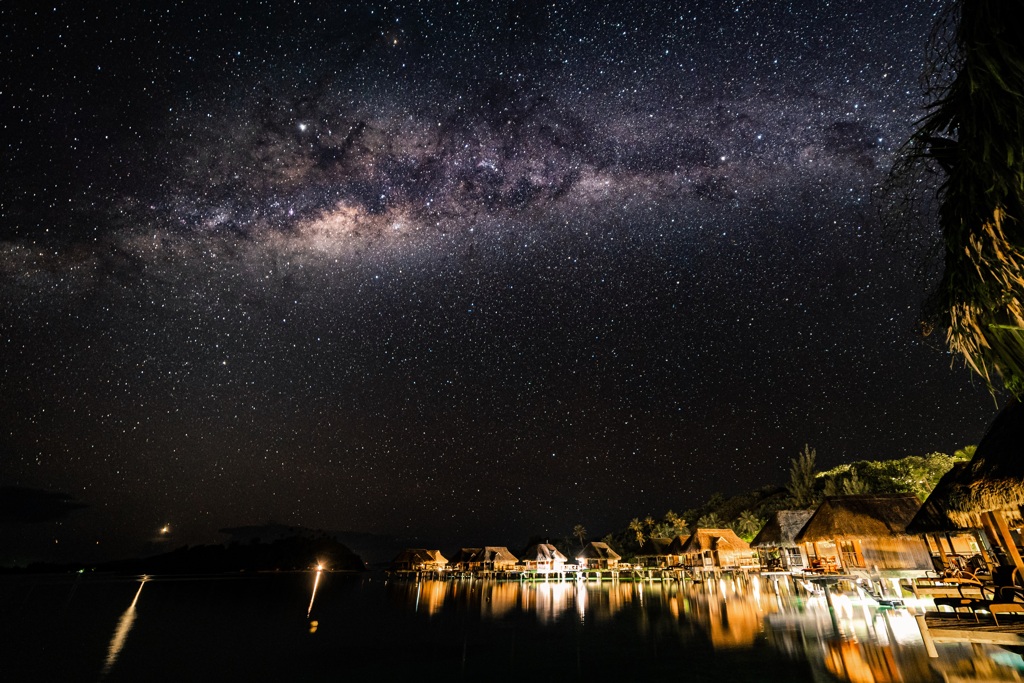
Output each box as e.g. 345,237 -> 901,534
0,0 -> 999,564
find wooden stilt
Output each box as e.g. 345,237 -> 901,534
990,511 -> 1024,579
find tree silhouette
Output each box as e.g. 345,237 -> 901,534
841,468 -> 871,495
572,524 -> 587,549
696,512 -> 722,528
734,511 -> 765,541
628,517 -> 645,546
664,510 -> 688,536
787,444 -> 818,508
893,0 -> 1024,393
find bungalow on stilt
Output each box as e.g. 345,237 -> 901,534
793,494 -> 932,577
676,528 -> 756,574
636,537 -> 675,568
906,462 -> 993,577
751,510 -> 814,572
928,399 -> 1024,582
576,541 -> 621,570
520,543 -> 568,573
390,548 -> 448,573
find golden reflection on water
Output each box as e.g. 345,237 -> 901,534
99,577 -> 147,679
389,575 -> 1024,682
307,567 -> 323,618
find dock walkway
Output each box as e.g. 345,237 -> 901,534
923,611 -> 1024,646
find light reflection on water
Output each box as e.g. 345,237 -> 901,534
6,572 -> 1024,681
99,577 -> 146,679
386,575 -> 1024,682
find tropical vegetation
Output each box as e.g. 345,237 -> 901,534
593,445 -> 973,560
891,0 -> 1024,394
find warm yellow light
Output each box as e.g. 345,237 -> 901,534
307,568 -> 322,618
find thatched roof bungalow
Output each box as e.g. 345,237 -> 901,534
945,400 -> 1024,527
576,541 -> 621,569
793,494 -> 932,575
903,400 -> 1024,576
750,510 -> 814,571
636,537 -> 675,567
676,528 -> 756,571
448,546 -> 519,572
906,463 -> 992,574
391,548 -> 447,572
520,543 -> 567,572
906,463 -> 972,534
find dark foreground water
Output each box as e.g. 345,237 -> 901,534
2,572 -> 1022,682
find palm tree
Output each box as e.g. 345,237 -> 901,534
734,511 -> 765,541
953,445 -> 977,461
628,518 -> 645,546
664,510 -> 687,536
696,512 -> 722,528
894,0 -> 1024,393
572,524 -> 587,549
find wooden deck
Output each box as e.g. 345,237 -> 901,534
924,611 -> 1024,646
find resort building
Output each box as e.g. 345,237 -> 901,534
908,400 -> 1024,579
636,537 -> 676,568
750,510 -> 815,571
576,541 -> 621,569
520,543 -> 568,572
390,548 -> 448,572
793,494 -> 933,576
448,547 -> 519,572
906,463 -> 993,575
677,528 -> 757,572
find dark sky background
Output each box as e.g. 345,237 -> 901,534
0,0 -> 1000,564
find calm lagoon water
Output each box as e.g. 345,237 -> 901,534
2,572 -> 1022,682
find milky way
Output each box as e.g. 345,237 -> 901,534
0,0 -> 997,562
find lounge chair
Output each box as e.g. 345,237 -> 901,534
988,585 -> 1024,626
933,596 -> 990,621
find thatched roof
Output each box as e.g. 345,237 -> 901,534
751,510 -> 815,548
793,494 -> 922,543
451,546 -> 518,564
945,399 -> 1024,527
677,528 -> 750,554
905,463 -> 975,533
481,546 -> 519,564
576,541 -> 622,561
391,548 -> 447,567
666,534 -> 690,555
636,537 -> 674,557
520,543 -> 567,563
449,547 -> 481,564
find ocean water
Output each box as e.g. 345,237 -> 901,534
1,572 -> 1020,682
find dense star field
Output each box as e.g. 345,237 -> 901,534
0,0 -> 997,563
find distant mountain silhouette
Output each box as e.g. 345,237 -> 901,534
97,533 -> 364,574
218,523 -> 412,566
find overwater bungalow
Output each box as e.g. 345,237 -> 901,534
448,547 -> 519,572
390,548 -> 448,572
751,510 -> 815,572
917,399 -> 1024,580
677,528 -> 757,572
636,537 -> 675,568
905,463 -> 993,576
520,543 -> 568,572
576,541 -> 621,569
793,494 -> 932,576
